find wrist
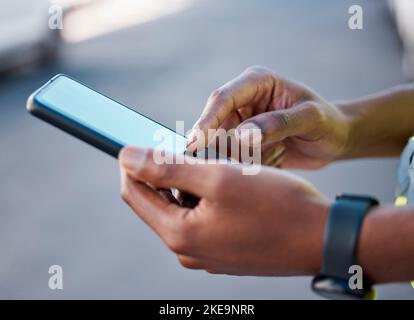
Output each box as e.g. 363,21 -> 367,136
305,197 -> 331,276
357,209 -> 381,284
310,195 -> 382,284
334,85 -> 414,159
357,204 -> 414,284
335,101 -> 364,160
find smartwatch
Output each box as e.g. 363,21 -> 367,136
311,194 -> 379,300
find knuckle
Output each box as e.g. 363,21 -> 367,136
127,149 -> 154,177
244,66 -> 275,84
270,111 -> 290,129
244,65 -> 270,75
178,256 -> 191,269
148,159 -> 177,184
166,234 -> 188,254
208,88 -> 228,105
177,256 -> 201,270
164,220 -> 194,254
206,269 -> 220,275
300,100 -> 318,112
301,101 -> 325,123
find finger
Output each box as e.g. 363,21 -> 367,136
237,101 -> 321,145
206,126 -> 238,159
219,110 -> 242,131
120,169 -> 187,235
268,149 -> 286,168
177,254 -> 234,272
177,255 -> 205,270
187,66 -> 275,152
119,146 -> 227,199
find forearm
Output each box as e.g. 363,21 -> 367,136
358,204 -> 414,284
338,84 -> 414,159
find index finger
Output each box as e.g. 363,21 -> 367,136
187,66 -> 276,152
119,146 -> 228,200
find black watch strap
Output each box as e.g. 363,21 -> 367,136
321,194 -> 379,279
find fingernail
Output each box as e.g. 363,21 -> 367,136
237,123 -> 262,145
120,147 -> 146,171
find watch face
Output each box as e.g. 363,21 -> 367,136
311,275 -> 375,300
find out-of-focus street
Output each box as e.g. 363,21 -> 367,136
0,0 -> 413,299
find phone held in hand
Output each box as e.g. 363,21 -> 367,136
26,74 -> 188,158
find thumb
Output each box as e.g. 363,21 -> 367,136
236,101 -> 321,145
119,146 -> 223,200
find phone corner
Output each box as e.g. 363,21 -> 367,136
26,91 -> 37,114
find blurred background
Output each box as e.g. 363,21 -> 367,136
0,0 -> 413,299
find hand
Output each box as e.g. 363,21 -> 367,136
119,146 -> 330,276
187,66 -> 351,169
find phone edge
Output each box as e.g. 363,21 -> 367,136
26,83 -> 123,158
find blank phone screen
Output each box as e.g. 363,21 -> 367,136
34,75 -> 187,154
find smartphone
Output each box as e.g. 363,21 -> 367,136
26,74 -> 188,158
